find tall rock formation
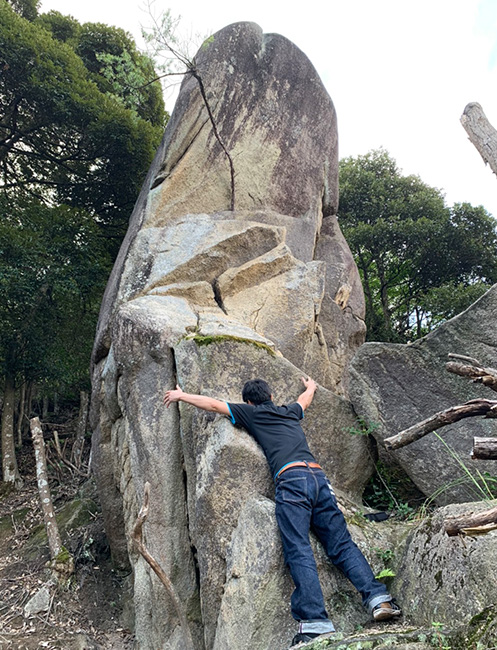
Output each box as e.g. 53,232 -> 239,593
91,22 -> 370,650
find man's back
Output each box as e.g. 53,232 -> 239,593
227,400 -> 316,479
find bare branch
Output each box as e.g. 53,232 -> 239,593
447,353 -> 482,366
132,482 -> 194,650
446,360 -> 497,393
444,504 -> 497,536
384,399 -> 497,451
190,69 -> 236,211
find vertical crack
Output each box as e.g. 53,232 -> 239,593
172,346 -> 204,649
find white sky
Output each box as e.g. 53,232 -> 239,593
40,0 -> 497,218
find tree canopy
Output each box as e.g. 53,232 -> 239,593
338,149 -> 497,342
0,0 -> 166,402
1,2 -> 165,254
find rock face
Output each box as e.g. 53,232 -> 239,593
90,22 -> 369,650
348,285 -> 497,505
393,500 -> 497,649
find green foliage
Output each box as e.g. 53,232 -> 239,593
374,547 -> 394,564
338,149 -> 497,342
5,0 -> 38,20
1,2 -> 165,256
0,197 -> 110,390
374,568 -> 396,581
431,621 -> 450,650
0,1 -> 166,397
418,434 -> 497,511
343,417 -> 379,437
363,460 -> 421,519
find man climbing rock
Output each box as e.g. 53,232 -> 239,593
164,377 -> 401,646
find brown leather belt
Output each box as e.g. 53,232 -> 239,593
276,461 -> 322,479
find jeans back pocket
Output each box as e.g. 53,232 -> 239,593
277,475 -> 308,503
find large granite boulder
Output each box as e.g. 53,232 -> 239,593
392,500 -> 497,650
90,21 -> 370,650
348,285 -> 497,505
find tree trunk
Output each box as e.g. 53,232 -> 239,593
72,391 -> 89,469
472,437 -> 497,459
42,395 -> 49,419
17,381 -> 26,447
25,381 -> 34,421
461,103 -> 497,176
444,504 -> 497,536
30,417 -> 62,558
1,372 -> 22,487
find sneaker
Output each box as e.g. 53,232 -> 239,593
291,632 -> 321,646
372,600 -> 402,621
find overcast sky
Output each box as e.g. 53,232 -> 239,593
40,0 -> 497,218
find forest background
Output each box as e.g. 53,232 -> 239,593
1,0 -> 497,485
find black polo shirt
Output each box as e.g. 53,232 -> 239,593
226,400 -> 316,480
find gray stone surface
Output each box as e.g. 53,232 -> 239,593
348,284 -> 497,504
394,500 -> 497,637
24,586 -> 51,617
89,20 -> 373,650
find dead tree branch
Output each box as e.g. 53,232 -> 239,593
461,102 -> 497,177
446,356 -> 497,393
132,482 -> 194,650
472,437 -> 497,459
384,399 -> 497,451
444,504 -> 497,536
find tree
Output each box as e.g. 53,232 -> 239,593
0,2 -> 166,482
338,149 -> 497,342
0,2 -> 165,257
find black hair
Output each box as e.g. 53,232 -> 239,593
242,379 -> 272,405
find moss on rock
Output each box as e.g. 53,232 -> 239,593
190,333 -> 276,356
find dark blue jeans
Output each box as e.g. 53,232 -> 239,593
275,466 -> 390,631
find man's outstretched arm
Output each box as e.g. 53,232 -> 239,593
163,385 -> 230,415
297,376 -> 317,411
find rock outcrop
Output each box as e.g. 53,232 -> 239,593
348,284 -> 497,505
90,22 -> 370,650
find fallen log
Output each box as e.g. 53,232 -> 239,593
472,437 -> 497,460
444,504 -> 497,536
384,399 -> 497,451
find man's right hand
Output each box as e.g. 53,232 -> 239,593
163,384 -> 184,407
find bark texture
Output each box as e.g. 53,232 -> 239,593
461,102 -> 497,176
384,399 -> 497,450
472,436 -> 497,459
444,504 -> 497,536
1,372 -> 22,486
30,417 -> 62,558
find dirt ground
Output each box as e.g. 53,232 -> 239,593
0,443 -> 134,650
